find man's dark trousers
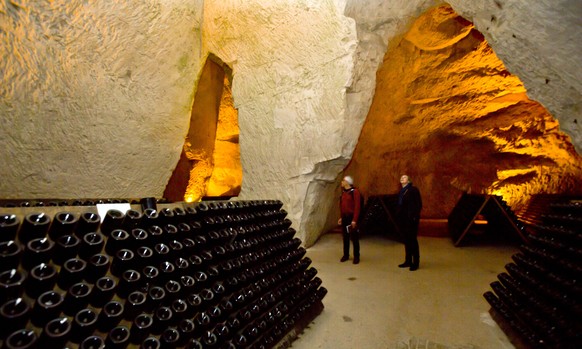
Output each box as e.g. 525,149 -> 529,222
401,218 -> 420,265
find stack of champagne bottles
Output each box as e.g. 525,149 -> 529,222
483,199 -> 581,348
0,199 -> 327,349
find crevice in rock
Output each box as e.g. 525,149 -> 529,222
164,55 -> 241,202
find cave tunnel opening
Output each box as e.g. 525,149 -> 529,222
345,4 -> 582,235
164,55 -> 242,203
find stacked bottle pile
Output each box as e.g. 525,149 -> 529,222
483,200 -> 581,348
0,200 -> 327,349
0,198 -> 169,208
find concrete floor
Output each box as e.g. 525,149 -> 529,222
291,232 -> 519,349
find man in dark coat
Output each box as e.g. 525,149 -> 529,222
338,175 -> 361,264
396,174 -> 422,271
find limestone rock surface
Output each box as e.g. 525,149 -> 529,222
0,0 -> 203,198
202,0 -> 358,246
448,0 -> 582,154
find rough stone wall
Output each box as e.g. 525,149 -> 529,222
0,0 -> 203,198
447,0 -> 582,154
202,0 -> 358,246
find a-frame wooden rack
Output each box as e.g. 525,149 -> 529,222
448,193 -> 529,246
359,195 -> 403,241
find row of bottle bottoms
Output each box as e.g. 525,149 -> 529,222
1,238 -> 326,347
2,259 -> 326,348
1,202 -> 328,348
0,203 -> 291,245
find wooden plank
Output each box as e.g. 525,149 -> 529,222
490,196 -> 530,244
454,196 -> 490,246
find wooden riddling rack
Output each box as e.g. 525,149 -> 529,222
0,199 -> 326,349
358,195 -> 402,241
483,197 -> 582,348
447,193 -> 528,246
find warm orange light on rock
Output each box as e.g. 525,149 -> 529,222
183,75 -> 241,201
183,147 -> 213,202
165,57 -> 241,202
346,5 -> 582,218
206,76 -> 242,197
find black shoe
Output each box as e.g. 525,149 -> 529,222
340,256 -> 349,262
398,262 -> 411,268
409,264 -> 419,271
353,257 -> 360,264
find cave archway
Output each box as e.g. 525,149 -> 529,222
164,55 -> 241,202
345,4 -> 582,221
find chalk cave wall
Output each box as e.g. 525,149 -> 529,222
201,1 -> 357,247
0,0 -> 204,198
1,0 -> 581,247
